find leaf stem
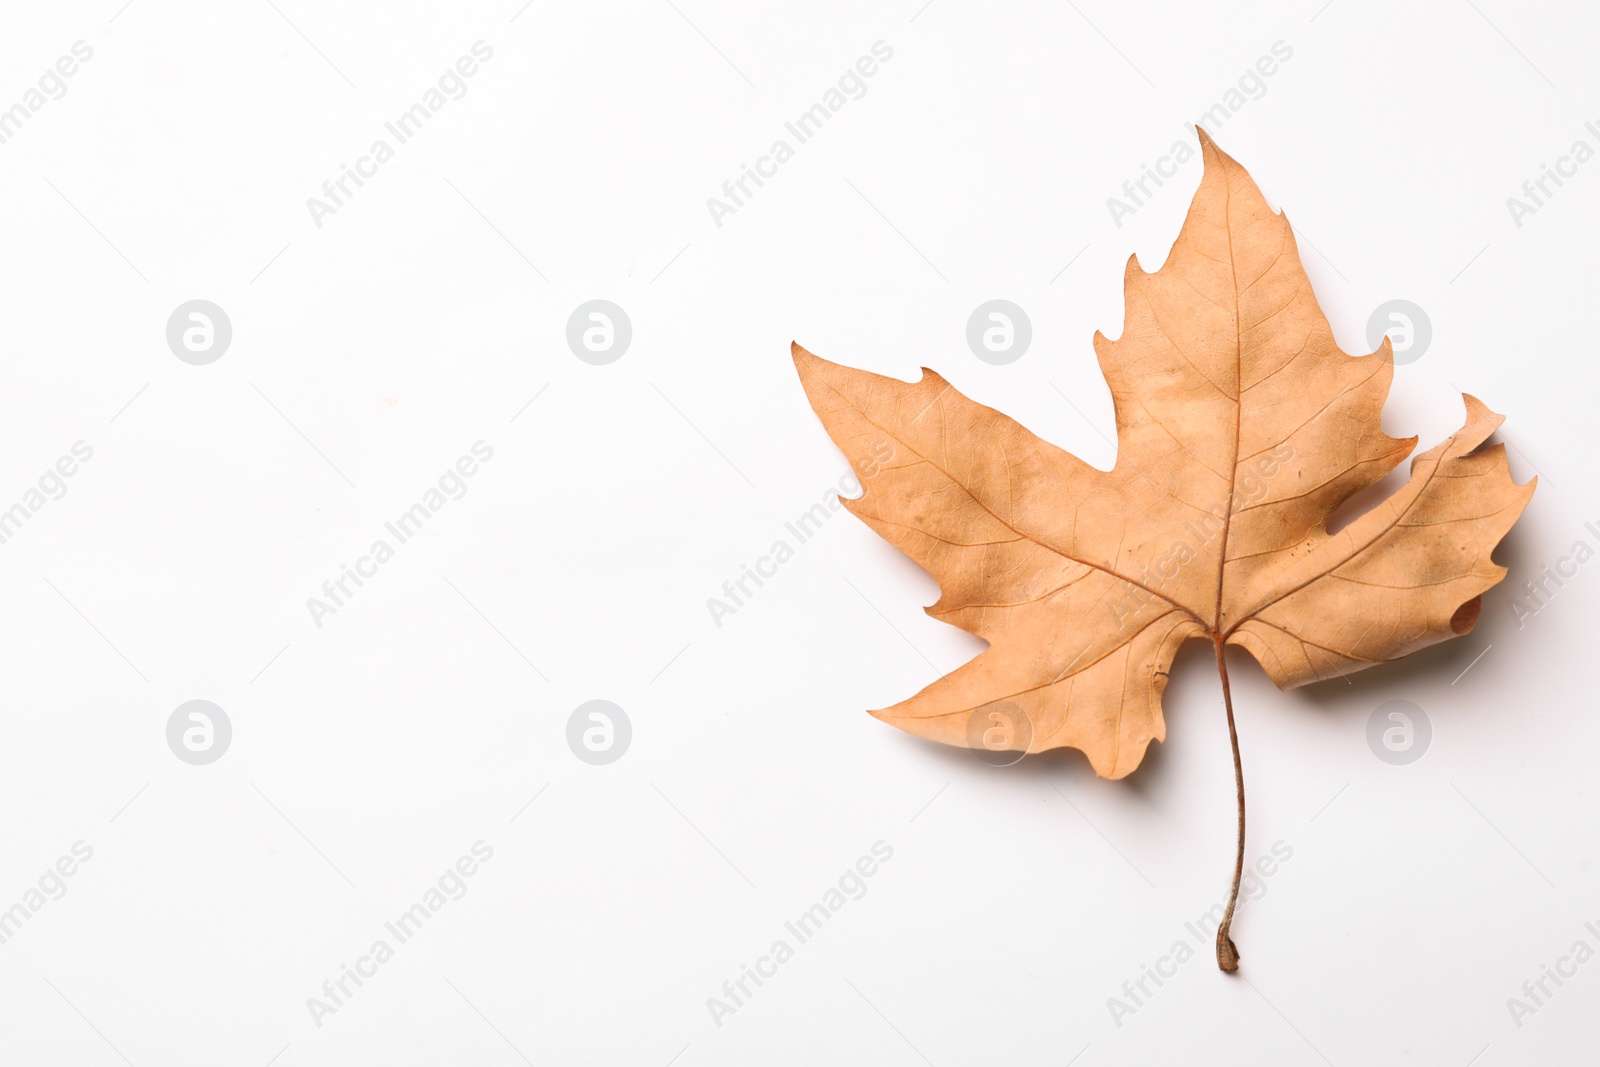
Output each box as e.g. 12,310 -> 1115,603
1213,633 -> 1245,972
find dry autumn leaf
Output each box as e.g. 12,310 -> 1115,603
792,129 -> 1534,971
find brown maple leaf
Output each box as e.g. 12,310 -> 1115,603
792,129 -> 1533,970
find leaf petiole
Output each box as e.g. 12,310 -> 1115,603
1213,633 -> 1246,972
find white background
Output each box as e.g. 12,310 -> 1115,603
0,1 -> 1594,1064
